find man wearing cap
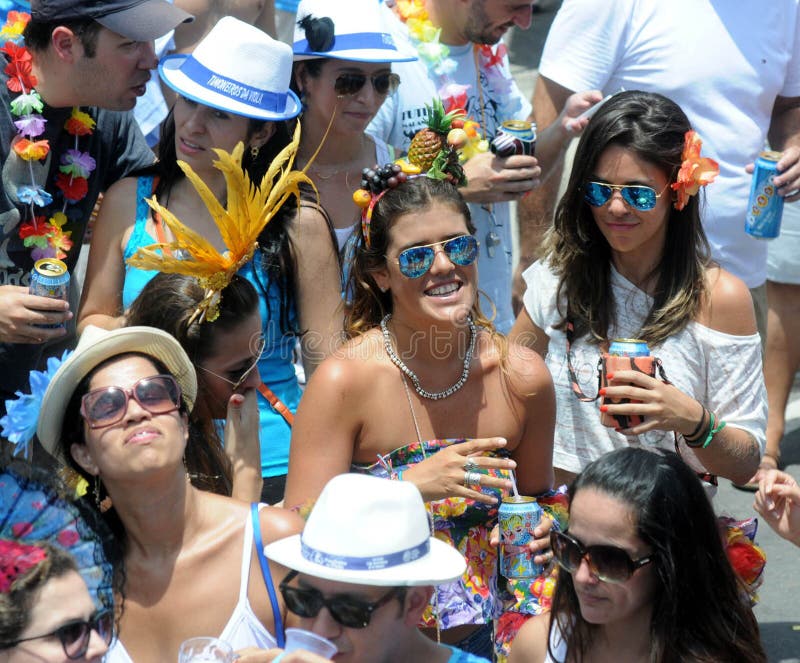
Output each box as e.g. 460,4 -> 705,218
367,0 -> 593,334
236,473 -> 489,663
0,0 -> 192,419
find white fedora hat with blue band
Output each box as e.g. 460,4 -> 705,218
264,473 -> 465,586
293,0 -> 417,63
159,16 -> 301,121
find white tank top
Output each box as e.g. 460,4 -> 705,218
104,508 -> 278,661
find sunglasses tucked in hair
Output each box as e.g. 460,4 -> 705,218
280,571 -> 403,628
80,375 -> 182,429
335,72 -> 401,97
395,234 -> 479,279
583,181 -> 669,211
3,609 -> 114,660
550,530 -> 654,584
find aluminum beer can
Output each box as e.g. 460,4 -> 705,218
608,338 -> 650,357
745,151 -> 784,239
29,258 -> 70,328
490,120 -> 537,157
499,495 -> 544,579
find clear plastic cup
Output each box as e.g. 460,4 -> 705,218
177,636 -> 235,662
283,627 -> 338,658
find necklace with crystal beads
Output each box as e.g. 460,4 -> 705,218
380,313 -> 477,400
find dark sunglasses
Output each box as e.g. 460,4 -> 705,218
197,336 -> 266,391
5,609 -> 114,659
280,571 -> 402,628
395,234 -> 479,279
583,181 -> 668,211
335,72 -> 401,97
80,375 -> 182,429
550,530 -> 654,584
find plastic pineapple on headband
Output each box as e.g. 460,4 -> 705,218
354,98 -> 488,245
126,123 -> 314,323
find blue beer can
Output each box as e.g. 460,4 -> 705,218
745,151 -> 784,239
608,338 -> 650,357
29,258 -> 70,328
499,496 -> 544,579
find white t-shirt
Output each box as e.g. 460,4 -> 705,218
539,0 -> 800,288
522,260 -> 767,476
368,5 -> 532,333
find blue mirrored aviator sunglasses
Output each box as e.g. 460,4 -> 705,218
583,181 -> 668,211
395,234 -> 479,279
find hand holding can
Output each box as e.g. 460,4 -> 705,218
499,495 -> 545,579
599,339 -> 656,429
29,258 -> 70,329
490,120 -> 537,157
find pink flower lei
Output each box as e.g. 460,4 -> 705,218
392,0 -> 522,121
1,10 -> 97,262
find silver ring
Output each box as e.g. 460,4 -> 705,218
464,471 -> 481,489
463,458 -> 479,472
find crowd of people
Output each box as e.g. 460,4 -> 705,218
0,0 -> 798,661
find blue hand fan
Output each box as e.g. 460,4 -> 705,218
0,462 -> 115,611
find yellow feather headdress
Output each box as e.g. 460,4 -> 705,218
126,123 -> 314,323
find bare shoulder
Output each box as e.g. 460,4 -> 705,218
290,201 -> 334,240
102,175 -> 140,203
96,177 -> 141,230
260,505 -> 305,544
701,266 -> 757,335
501,335 -> 555,398
508,612 -> 551,663
308,331 -> 384,390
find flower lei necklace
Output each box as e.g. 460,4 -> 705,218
392,0 -> 522,130
1,10 -> 96,261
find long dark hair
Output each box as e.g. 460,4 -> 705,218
126,273 -> 264,495
549,448 -> 765,663
543,90 -> 710,346
344,176 -> 493,335
142,107 -> 298,336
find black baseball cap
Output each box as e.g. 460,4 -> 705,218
30,0 -> 194,42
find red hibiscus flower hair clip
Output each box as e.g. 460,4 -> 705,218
0,539 -> 48,593
671,130 -> 719,211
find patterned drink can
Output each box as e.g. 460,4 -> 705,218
499,496 -> 544,579
29,258 -> 70,328
490,120 -> 537,157
600,339 -> 654,429
745,151 -> 784,239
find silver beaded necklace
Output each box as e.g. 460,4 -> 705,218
380,313 -> 477,400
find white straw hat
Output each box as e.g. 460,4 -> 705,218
293,0 -> 417,63
265,474 -> 466,586
159,16 -> 301,121
37,325 -> 198,458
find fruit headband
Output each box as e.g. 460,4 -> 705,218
354,98 -> 483,247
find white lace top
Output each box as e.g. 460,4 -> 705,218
522,260 -> 767,476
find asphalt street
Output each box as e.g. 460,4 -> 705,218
507,4 -> 800,660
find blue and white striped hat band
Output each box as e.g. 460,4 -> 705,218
159,16 -> 301,121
